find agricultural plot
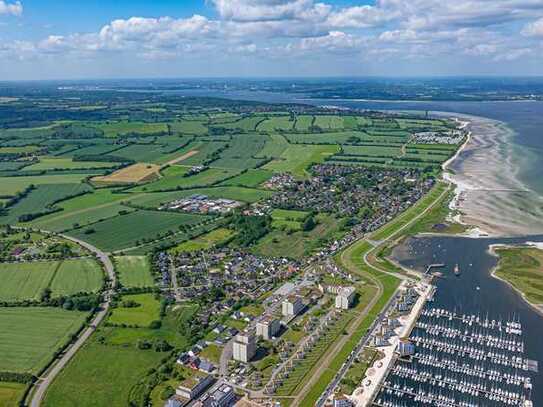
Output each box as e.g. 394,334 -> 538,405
169,120 -> 208,135
271,209 -> 310,231
211,134 -> 267,169
114,256 -> 155,288
0,307 -> 87,373
1,183 -> 92,224
93,121 -> 168,137
49,259 -> 103,296
26,158 -> 119,171
257,116 -> 295,132
170,228 -> 235,253
108,293 -> 161,327
220,169 -> 273,188
313,115 -> 344,130
58,143 -> 122,158
263,144 -> 340,178
0,161 -> 29,171
214,116 -> 264,132
294,115 -> 314,131
341,144 -> 402,157
0,146 -> 41,154
256,134 -> 290,158
0,174 -> 94,197
92,163 -> 161,185
31,190 -> 133,232
0,261 -> 59,302
175,141 -> 227,166
285,131 -> 380,145
0,382 -> 26,407
130,166 -> 240,192
67,210 -> 208,252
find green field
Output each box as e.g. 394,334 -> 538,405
26,158 -> 119,171
94,121 -> 168,137
68,210 -> 208,252
0,174 -> 93,196
49,258 -> 103,296
263,144 -> 340,178
0,307 -> 88,373
170,228 -> 234,253
115,256 -> 155,288
108,293 -> 161,327
220,169 -> 273,188
271,209 -> 310,231
0,382 -> 26,407
0,258 -> 103,302
494,247 -> 543,305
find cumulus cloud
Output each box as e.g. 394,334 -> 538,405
522,18 -> 543,37
0,0 -> 22,16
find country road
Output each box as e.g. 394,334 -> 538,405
29,234 -> 116,407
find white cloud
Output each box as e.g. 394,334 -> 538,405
522,18 -> 543,37
0,0 -> 22,16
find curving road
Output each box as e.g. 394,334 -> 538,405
29,233 -> 116,407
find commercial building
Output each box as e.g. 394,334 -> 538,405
232,333 -> 256,362
256,316 -> 281,340
198,384 -> 236,407
282,295 -> 304,317
333,396 -> 353,407
397,338 -> 416,357
175,375 -> 214,400
335,286 -> 356,310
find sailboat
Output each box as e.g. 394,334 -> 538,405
454,264 -> 461,276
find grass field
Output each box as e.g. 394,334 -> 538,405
220,169 -> 273,188
494,247 -> 543,305
0,307 -> 87,373
170,228 -> 234,253
115,256 -> 155,288
263,144 -> 340,178
0,258 -> 103,301
271,209 -> 310,231
108,293 -> 161,327
49,258 -> 103,296
68,210 -> 207,252
257,134 -> 290,158
130,166 -> 240,192
92,163 -> 161,184
0,174 -> 93,196
26,158 -> 119,171
94,121 -> 168,137
0,382 -> 26,407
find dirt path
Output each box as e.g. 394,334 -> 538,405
163,150 -> 199,167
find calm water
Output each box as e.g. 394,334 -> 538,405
393,235 -> 543,404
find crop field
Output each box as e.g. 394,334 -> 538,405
92,163 -> 161,185
115,256 -> 155,288
0,261 -> 59,301
0,146 -> 41,154
257,134 -> 290,158
284,131 -> 376,144
294,115 -> 314,131
263,144 -> 340,178
0,258 -> 103,301
257,116 -> 295,132
1,183 -> 92,224
49,259 -> 103,296
341,144 -> 402,157
0,174 -> 94,197
130,166 -> 240,192
108,293 -> 161,327
0,307 -> 87,373
211,134 -> 267,169
0,382 -> 26,407
220,169 -> 273,187
67,210 -> 208,252
26,158 -> 119,171
170,228 -> 235,253
94,121 -> 168,137
313,115 -> 344,130
169,120 -> 208,135
215,116 -> 264,131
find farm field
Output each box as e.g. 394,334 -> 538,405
26,158 -> 119,171
263,144 -> 340,178
0,258 -> 103,301
0,174 -> 94,196
114,256 -> 155,288
49,258 -> 103,296
94,121 -> 168,137
0,307 -> 88,373
257,134 -> 290,158
170,228 -> 235,253
0,382 -> 26,407
108,293 -> 161,327
92,162 -> 161,185
67,210 -> 208,252
220,169 -> 273,188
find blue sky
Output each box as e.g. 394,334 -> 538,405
1,0 -> 543,80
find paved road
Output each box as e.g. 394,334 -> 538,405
29,234 -> 116,407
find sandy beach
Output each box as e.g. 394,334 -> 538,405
441,113 -> 543,237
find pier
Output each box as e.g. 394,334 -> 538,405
425,263 -> 445,274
